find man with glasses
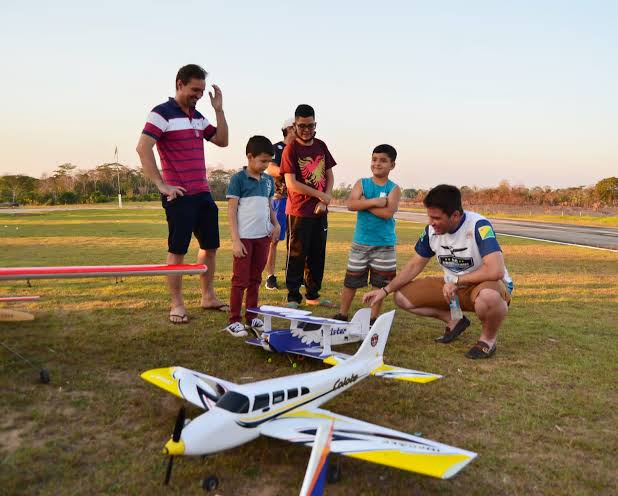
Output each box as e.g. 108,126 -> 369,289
280,104 -> 336,308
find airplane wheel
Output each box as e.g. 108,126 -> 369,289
39,369 -> 50,384
201,475 -> 219,491
292,362 -> 297,368
267,357 -> 273,363
327,462 -> 342,483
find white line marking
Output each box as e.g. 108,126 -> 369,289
497,233 -> 618,253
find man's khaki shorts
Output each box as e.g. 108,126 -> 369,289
398,276 -> 511,312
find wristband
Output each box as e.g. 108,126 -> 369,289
382,287 -> 390,296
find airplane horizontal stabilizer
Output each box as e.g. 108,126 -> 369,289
322,356 -> 441,384
370,363 -> 442,383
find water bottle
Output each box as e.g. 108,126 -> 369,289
449,295 -> 463,321
445,273 -> 463,320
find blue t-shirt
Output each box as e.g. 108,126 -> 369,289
353,178 -> 397,246
226,168 -> 274,239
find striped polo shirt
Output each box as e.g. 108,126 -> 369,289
226,168 -> 275,239
142,98 -> 217,195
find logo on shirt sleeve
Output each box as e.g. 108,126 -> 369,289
478,225 -> 495,240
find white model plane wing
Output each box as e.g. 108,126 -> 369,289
260,408 -> 475,479
141,366 -> 237,411
250,305 -> 313,318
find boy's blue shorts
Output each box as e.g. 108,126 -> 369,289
273,198 -> 287,241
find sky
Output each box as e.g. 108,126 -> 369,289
0,1 -> 616,189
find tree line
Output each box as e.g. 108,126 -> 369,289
1,164 -> 617,208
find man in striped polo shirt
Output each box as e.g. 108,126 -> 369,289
136,64 -> 229,324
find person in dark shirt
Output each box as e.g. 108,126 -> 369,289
264,118 -> 295,290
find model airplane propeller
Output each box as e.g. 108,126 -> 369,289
142,311 -> 476,492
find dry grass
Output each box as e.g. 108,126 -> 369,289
0,207 -> 617,495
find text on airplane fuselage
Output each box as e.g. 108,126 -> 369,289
322,327 -> 347,336
333,374 -> 359,390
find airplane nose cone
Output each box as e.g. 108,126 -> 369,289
163,439 -> 185,456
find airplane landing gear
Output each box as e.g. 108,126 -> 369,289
327,457 -> 342,483
201,475 -> 219,492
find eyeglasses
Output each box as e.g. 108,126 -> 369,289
295,123 -> 316,130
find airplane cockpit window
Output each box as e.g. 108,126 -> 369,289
287,388 -> 298,399
253,393 -> 269,411
217,391 -> 250,413
301,387 -> 310,395
272,390 -> 285,404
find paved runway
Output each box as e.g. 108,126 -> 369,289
3,205 -> 617,251
330,206 -> 618,251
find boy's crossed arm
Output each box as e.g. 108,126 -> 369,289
345,180 -> 401,219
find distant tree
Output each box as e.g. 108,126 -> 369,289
401,188 -> 418,200
0,174 -> 38,203
208,168 -> 237,201
332,182 -> 352,200
595,177 -> 618,205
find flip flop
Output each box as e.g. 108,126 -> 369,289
435,315 -> 470,343
169,313 -> 189,324
202,303 -> 230,313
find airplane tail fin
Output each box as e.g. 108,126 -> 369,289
349,307 -> 372,336
351,310 -> 395,361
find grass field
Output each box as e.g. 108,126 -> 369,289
1,207 -> 617,495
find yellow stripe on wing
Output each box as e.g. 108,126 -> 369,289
140,367 -> 182,398
347,450 -> 474,479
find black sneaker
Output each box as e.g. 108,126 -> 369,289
265,275 -> 278,290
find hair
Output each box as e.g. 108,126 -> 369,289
423,184 -> 463,216
294,104 -> 315,119
373,144 -> 397,162
246,135 -> 274,157
282,128 -> 289,138
176,64 -> 207,87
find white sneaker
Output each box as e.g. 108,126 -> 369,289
224,322 -> 248,337
249,318 -> 264,332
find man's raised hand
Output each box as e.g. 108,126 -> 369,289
209,84 -> 223,111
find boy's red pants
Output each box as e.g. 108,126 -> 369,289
229,236 -> 270,324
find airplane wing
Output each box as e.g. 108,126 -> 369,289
141,366 -> 237,411
0,296 -> 41,302
260,408 -> 476,480
249,305 -> 312,318
323,355 -> 442,384
0,264 -> 207,281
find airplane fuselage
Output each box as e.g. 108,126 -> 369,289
177,357 -> 381,456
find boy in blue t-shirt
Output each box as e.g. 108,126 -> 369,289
224,136 -> 280,337
333,144 -> 401,323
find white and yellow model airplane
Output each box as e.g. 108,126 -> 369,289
142,311 -> 476,492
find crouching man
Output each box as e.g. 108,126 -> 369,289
363,184 -> 513,359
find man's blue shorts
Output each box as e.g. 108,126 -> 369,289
162,192 -> 220,255
272,198 -> 287,241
